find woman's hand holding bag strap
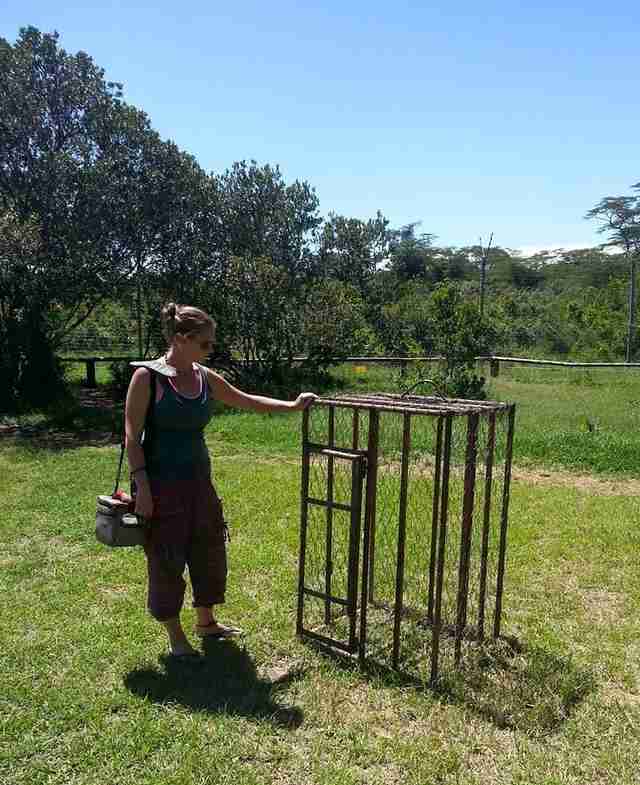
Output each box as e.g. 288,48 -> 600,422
95,371 -> 156,548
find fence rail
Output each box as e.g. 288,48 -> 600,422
59,354 -> 640,388
59,355 -> 133,387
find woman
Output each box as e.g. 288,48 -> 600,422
125,303 -> 316,657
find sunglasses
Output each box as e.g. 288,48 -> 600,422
197,339 -> 214,351
186,333 -> 215,351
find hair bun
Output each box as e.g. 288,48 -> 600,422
160,303 -> 215,345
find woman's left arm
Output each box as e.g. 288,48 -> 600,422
205,369 -> 317,412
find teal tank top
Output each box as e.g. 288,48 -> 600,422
144,367 -> 216,481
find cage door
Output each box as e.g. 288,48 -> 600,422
297,445 -> 366,653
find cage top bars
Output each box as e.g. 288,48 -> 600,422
315,393 -> 512,417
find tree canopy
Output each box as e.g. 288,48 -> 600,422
1,26 -> 638,409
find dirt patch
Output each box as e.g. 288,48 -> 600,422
577,589 -> 625,625
258,657 -> 304,684
512,468 -> 640,496
76,387 -> 119,410
213,454 -> 298,466
9,535 -> 86,561
378,458 -> 640,495
599,683 -> 640,709
0,388 -> 119,448
101,586 -> 131,599
0,425 -> 118,448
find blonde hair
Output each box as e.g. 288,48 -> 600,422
161,303 -> 216,343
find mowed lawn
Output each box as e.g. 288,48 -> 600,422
1,364 -> 640,784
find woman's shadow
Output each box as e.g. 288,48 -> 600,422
124,638 -> 304,729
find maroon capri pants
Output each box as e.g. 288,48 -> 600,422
143,474 -> 228,622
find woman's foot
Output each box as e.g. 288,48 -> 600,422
168,641 -> 201,658
161,617 -> 201,656
195,620 -> 243,639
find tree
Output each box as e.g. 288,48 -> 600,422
387,223 -> 436,281
217,257 -> 369,395
376,283 -> 436,355
102,130 -> 222,357
318,211 -> 389,294
0,28 -> 157,402
0,27 -> 224,405
0,28 -> 132,305
557,247 -> 626,290
0,210 -> 59,409
427,283 -> 495,399
586,184 -> 640,361
219,160 -> 322,278
300,279 -> 373,368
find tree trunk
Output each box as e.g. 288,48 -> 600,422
627,251 -> 637,363
136,250 -> 143,359
18,302 -> 65,406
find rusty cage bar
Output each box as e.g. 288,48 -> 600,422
296,393 -> 516,684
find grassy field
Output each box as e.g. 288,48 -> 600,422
199,361 -> 640,476
1,363 -> 640,784
9,359 -> 640,475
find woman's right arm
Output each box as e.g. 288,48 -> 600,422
124,368 -> 154,518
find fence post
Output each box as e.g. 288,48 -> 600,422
85,359 -> 97,388
489,358 -> 500,378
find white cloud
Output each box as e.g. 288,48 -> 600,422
514,243 -> 591,256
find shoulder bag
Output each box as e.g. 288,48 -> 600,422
95,370 -> 156,547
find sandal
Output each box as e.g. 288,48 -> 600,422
195,621 -> 244,639
167,646 -> 202,660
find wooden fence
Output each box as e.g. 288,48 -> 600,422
59,354 -> 640,388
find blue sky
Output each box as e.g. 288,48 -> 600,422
3,1 -> 639,250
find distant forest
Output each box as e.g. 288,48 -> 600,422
1,27 -> 639,408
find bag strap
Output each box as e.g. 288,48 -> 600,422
113,370 -> 156,495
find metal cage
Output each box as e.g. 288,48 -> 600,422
296,393 -> 516,684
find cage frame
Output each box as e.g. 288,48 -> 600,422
296,393 -> 516,684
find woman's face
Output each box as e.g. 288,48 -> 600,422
177,327 -> 215,363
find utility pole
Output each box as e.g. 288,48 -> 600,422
479,232 -> 493,318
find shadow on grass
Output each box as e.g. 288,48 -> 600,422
307,634 -> 596,737
0,387 -> 122,451
435,636 -> 597,736
123,639 -> 304,729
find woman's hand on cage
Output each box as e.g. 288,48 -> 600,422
293,393 -> 318,411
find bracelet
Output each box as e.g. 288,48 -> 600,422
131,466 -> 147,475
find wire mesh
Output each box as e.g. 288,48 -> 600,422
298,394 -> 515,683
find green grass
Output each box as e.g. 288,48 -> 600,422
4,358 -> 640,475
1,423 -> 640,784
61,360 -> 115,387
204,362 -> 640,475
485,364 -> 640,475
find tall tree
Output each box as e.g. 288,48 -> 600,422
0,27 -> 219,403
586,184 -> 640,361
0,210 -> 50,408
0,27 -> 141,403
100,127 -> 222,357
318,211 -> 389,293
386,222 -> 436,281
219,160 -> 321,278
218,256 -> 368,394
